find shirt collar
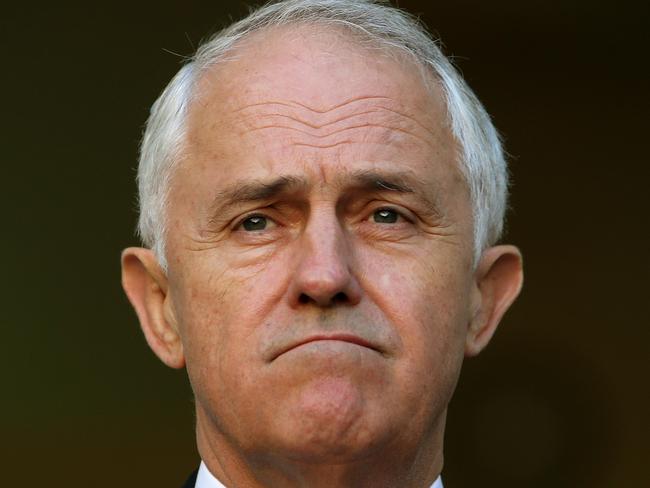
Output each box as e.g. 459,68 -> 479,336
196,461 -> 444,488
196,461 -> 226,488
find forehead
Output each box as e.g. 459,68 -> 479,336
182,24 -> 460,190
193,25 -> 442,116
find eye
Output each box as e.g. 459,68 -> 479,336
372,208 -> 400,224
239,214 -> 271,231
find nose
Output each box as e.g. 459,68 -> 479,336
288,211 -> 362,308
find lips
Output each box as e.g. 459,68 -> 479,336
271,333 -> 383,361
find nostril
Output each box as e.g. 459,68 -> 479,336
297,291 -> 349,305
332,292 -> 348,303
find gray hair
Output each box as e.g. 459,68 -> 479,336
137,0 -> 508,269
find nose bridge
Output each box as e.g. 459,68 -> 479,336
290,205 -> 360,307
303,206 -> 347,268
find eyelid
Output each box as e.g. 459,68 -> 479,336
368,204 -> 415,223
233,211 -> 277,231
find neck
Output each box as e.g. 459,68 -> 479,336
196,409 -> 445,488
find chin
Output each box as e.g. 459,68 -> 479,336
274,427 -> 388,465
266,376 -> 394,463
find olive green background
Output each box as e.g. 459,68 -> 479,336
2,1 -> 648,486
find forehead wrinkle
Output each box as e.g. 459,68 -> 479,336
243,122 -> 433,149
291,140 -> 354,150
233,96 -> 437,138
242,108 -> 382,131
232,95 -> 394,115
232,104 -> 439,152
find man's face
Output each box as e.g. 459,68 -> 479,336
165,27 -> 476,462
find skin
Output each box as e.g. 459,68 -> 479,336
122,26 -> 523,488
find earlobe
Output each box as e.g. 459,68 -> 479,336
121,247 -> 185,369
465,245 -> 523,357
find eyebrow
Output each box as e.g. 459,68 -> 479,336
214,175 -> 307,204
208,175 -> 308,218
345,169 -> 442,217
208,168 -> 441,218
346,169 -> 416,194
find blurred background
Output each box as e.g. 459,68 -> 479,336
2,0 -> 648,486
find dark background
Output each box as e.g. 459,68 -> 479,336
2,1 -> 648,486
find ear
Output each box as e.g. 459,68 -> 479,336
465,245 -> 523,357
121,247 -> 185,368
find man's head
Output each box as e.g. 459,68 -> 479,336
122,1 -> 523,485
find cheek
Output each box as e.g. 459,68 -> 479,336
360,248 -> 472,363
367,244 -> 470,303
167,258 -> 235,372
174,246 -> 285,325
356,250 -> 471,428
169,251 -> 292,390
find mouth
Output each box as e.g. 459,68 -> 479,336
271,334 -> 384,361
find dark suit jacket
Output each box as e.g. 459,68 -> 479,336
181,468 -> 198,488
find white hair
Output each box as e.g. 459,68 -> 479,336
137,0 -> 509,269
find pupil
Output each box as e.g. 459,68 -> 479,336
374,209 -> 398,223
243,216 -> 267,231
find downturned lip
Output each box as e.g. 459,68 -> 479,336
271,334 -> 383,361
